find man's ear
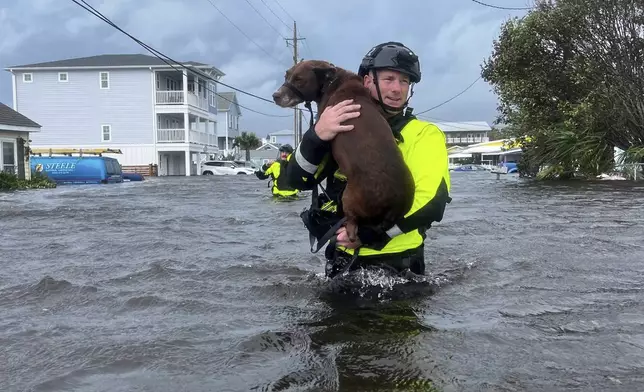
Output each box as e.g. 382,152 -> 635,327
312,66 -> 336,83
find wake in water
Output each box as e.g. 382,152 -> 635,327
315,259 -> 477,302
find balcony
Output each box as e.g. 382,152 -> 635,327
157,128 -> 217,146
446,136 -> 489,145
157,128 -> 186,143
156,90 -> 209,111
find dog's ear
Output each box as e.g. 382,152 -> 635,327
312,65 -> 337,83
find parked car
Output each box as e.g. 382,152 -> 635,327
201,160 -> 256,175
234,160 -> 259,170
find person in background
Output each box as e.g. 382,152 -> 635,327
255,144 -> 300,198
283,41 -> 452,278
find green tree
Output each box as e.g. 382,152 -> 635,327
232,131 -> 262,162
481,0 -> 644,178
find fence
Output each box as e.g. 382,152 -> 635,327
121,164 -> 158,177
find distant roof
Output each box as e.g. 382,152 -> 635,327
0,102 -> 41,129
431,121 -> 491,133
6,54 -> 225,75
216,92 -> 238,111
268,129 -> 294,136
256,143 -> 279,150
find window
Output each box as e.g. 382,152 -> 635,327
270,136 -> 277,143
58,72 -> 68,82
23,73 -> 33,83
1,141 -> 16,174
166,78 -> 177,91
99,72 -> 109,89
209,83 -> 216,107
101,125 -> 111,142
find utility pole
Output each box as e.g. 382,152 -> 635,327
285,21 -> 305,147
298,108 -> 303,143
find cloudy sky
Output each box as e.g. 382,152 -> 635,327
0,0 -> 531,137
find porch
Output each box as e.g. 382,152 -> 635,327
154,70 -> 212,112
156,113 -> 217,146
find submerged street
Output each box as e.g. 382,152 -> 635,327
1,172 -> 643,391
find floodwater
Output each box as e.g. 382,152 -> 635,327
1,172 -> 643,391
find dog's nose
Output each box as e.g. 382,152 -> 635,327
272,91 -> 281,99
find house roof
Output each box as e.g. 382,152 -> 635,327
431,121 -> 491,133
0,102 -> 41,130
216,92 -> 238,111
6,54 -> 225,76
268,129 -> 294,136
256,143 -> 279,150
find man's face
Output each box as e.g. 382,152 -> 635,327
279,152 -> 288,160
363,69 -> 411,109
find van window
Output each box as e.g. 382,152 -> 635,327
105,159 -> 122,175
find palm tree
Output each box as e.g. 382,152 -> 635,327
233,131 -> 262,162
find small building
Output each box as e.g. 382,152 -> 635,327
0,102 -> 41,179
265,129 -> 295,146
250,143 -> 280,166
432,121 -> 491,146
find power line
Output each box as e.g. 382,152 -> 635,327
470,0 -> 533,10
202,0 -> 288,66
257,0 -> 293,32
241,0 -> 287,40
272,0 -> 296,23
415,77 -> 481,115
70,0 -> 292,118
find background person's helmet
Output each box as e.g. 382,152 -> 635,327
278,144 -> 294,154
358,41 -> 421,84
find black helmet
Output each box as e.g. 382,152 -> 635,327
279,144 -> 293,154
358,41 -> 421,83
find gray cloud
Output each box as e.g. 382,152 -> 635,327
0,0 -> 529,136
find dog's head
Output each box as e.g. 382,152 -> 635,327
272,60 -> 337,108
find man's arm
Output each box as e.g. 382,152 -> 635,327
284,126 -> 332,190
254,162 -> 272,180
358,124 -> 452,249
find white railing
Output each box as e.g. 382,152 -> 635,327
157,128 -> 186,142
446,137 -> 489,144
189,131 -> 218,145
156,90 -> 184,105
156,90 -> 209,111
187,93 -> 209,111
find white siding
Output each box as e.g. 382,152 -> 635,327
14,69 -> 154,147
216,111 -> 228,137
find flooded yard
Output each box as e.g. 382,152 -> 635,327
1,172 -> 643,391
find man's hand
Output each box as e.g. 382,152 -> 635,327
315,99 -> 361,141
336,226 -> 361,249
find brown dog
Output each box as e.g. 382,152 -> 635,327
272,60 -> 415,243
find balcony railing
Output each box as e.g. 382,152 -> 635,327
157,128 -> 186,143
156,90 -> 209,111
446,137 -> 489,144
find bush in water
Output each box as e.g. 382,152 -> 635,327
0,171 -> 56,191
